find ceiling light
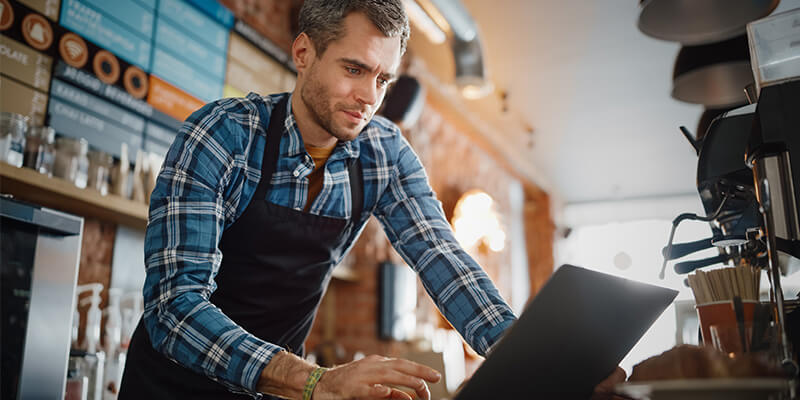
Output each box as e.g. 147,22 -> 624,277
458,77 -> 493,100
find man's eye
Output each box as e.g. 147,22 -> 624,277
377,78 -> 389,88
346,67 -> 360,75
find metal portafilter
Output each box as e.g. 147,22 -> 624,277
661,204 -> 766,278
659,194 -> 729,279
674,254 -> 731,275
711,201 -> 764,248
662,237 -> 713,261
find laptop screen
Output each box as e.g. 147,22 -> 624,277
455,264 -> 678,399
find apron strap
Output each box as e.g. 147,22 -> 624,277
348,157 -> 363,221
254,96 -> 288,202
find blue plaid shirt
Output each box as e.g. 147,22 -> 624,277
143,92 -> 517,396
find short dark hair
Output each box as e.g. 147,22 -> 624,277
298,0 -> 410,56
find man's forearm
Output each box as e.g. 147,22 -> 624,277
257,351 -> 316,398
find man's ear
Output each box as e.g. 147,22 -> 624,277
292,33 -> 315,74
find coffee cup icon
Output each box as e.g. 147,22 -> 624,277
60,33 -> 89,69
22,13 -> 53,50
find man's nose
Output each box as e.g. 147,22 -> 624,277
355,79 -> 379,107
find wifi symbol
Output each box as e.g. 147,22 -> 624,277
65,40 -> 83,59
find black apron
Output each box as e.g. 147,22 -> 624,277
119,97 -> 363,399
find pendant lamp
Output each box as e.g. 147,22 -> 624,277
672,35 -> 754,107
638,0 -> 779,45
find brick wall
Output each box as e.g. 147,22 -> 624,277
218,0 -> 302,51
74,218 -> 116,346
525,188 -> 556,296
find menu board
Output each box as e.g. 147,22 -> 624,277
16,0 -> 59,21
0,34 -> 51,92
0,75 -> 48,125
0,0 -> 297,162
59,0 -> 152,70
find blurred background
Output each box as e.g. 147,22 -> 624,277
3,0 -> 800,398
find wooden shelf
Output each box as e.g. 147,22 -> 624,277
2,163 -> 364,281
0,162 -> 148,229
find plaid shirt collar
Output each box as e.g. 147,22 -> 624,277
263,92 -> 361,162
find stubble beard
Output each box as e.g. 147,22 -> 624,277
300,64 -> 365,143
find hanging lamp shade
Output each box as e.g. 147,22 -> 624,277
638,0 -> 779,45
453,35 -> 492,99
672,35 -> 754,107
380,75 -> 425,129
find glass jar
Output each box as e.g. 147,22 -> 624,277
54,137 -> 89,189
87,149 -> 113,196
0,112 -> 28,167
23,126 -> 56,176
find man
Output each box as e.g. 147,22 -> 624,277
120,1 -> 624,399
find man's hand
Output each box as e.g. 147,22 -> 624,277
256,351 -> 440,400
314,354 -> 441,400
590,366 -> 627,400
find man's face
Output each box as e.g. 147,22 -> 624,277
299,12 -> 402,142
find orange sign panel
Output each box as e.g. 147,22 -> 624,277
147,74 -> 205,122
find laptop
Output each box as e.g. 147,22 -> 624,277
454,264 -> 678,399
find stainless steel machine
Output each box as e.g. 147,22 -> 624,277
746,77 -> 800,374
1,195 -> 83,399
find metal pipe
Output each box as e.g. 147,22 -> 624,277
753,155 -> 798,376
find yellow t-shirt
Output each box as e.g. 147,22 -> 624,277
304,143 -> 337,212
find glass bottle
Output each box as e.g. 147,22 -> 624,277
23,126 -> 56,176
87,149 -> 113,196
0,112 -> 28,167
54,137 -> 89,188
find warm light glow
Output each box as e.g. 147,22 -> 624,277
458,79 -> 494,100
461,84 -> 485,99
488,229 -> 506,252
452,190 -> 505,252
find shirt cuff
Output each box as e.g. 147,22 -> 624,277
238,336 -> 285,394
480,317 -> 516,357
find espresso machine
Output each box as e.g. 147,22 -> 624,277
661,8 -> 800,381
661,103 -> 767,277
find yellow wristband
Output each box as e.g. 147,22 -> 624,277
302,367 -> 328,400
